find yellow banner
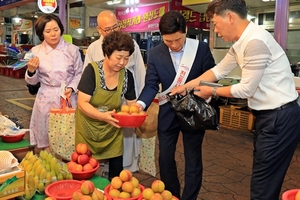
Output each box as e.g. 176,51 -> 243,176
182,0 -> 211,6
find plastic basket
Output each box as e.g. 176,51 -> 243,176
45,180 -> 82,200
69,163 -> 99,180
112,113 -> 148,128
282,189 -> 300,200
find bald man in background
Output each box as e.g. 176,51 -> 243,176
84,10 -> 146,173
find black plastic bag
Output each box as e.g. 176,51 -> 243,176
26,82 -> 40,95
168,90 -> 219,131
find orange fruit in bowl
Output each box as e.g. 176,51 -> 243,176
121,105 -> 130,113
296,190 -> 300,200
129,105 -> 139,114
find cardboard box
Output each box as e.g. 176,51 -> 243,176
0,167 -> 25,199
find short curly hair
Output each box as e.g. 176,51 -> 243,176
102,31 -> 134,58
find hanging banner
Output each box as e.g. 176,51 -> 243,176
116,2 -> 169,32
0,0 -> 22,7
172,0 -> 210,29
37,0 -> 58,14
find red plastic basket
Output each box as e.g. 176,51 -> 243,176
45,180 -> 82,200
112,113 -> 148,128
0,132 -> 26,143
69,163 -> 99,180
282,189 -> 300,200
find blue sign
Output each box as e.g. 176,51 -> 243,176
0,0 -> 22,7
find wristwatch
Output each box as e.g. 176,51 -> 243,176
212,87 -> 218,98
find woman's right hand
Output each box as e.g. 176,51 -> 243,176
100,110 -> 121,128
27,56 -> 40,73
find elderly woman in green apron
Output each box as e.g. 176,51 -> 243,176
75,31 -> 136,179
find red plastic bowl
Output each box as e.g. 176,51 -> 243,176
0,132 -> 26,143
105,183 -> 145,200
112,113 -> 148,128
45,180 -> 82,200
69,163 -> 100,180
282,189 -> 300,200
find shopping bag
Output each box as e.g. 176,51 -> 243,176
48,98 -> 75,160
168,90 -> 219,131
135,99 -> 159,138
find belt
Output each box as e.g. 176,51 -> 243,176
251,99 -> 298,116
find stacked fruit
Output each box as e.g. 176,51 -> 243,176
117,105 -> 146,115
67,143 -> 98,172
72,180 -> 106,200
20,150 -> 72,198
141,180 -> 176,200
106,169 -> 143,199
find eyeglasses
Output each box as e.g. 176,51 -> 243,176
98,24 -> 119,34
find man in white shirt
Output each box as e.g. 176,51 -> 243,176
84,10 -> 146,173
170,0 -> 300,199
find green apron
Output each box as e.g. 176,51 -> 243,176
75,62 -> 124,160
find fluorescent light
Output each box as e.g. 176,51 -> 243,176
13,15 -> 21,23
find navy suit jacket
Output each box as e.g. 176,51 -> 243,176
138,40 -> 216,132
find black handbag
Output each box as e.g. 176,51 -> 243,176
26,82 -> 40,95
168,90 -> 219,131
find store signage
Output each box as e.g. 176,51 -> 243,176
89,16 -> 97,28
37,0 -> 58,14
172,0 -> 210,29
12,19 -> 33,30
0,0 -> 22,7
182,0 -> 211,6
115,2 -> 169,32
70,18 -> 81,29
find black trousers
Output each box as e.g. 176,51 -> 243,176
108,155 -> 123,180
251,103 -> 300,200
158,120 -> 205,200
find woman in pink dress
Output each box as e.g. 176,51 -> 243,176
25,14 -> 83,153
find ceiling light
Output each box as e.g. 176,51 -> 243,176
13,15 -> 21,23
107,0 -> 121,5
77,28 -> 84,33
34,12 -> 38,18
262,0 -> 270,2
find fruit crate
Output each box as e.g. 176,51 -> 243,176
219,105 -> 255,131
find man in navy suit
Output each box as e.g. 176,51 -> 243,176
136,11 -> 215,200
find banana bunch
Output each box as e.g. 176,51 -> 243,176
20,150 -> 73,196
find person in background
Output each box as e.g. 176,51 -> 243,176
25,14 -> 83,153
135,11 -> 215,200
75,31 -> 136,179
170,0 -> 300,199
84,10 -> 146,173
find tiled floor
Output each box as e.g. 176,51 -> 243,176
1,74 -> 300,200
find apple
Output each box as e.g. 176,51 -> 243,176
129,105 -> 139,114
71,152 -> 79,162
151,180 -> 165,193
119,169 -> 132,182
89,157 -> 98,168
77,154 -> 90,165
76,143 -> 88,154
86,149 -> 92,157
73,163 -> 83,172
67,161 -> 77,170
72,190 -> 84,200
121,105 -> 130,113
81,180 -> 95,195
83,163 -> 94,171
